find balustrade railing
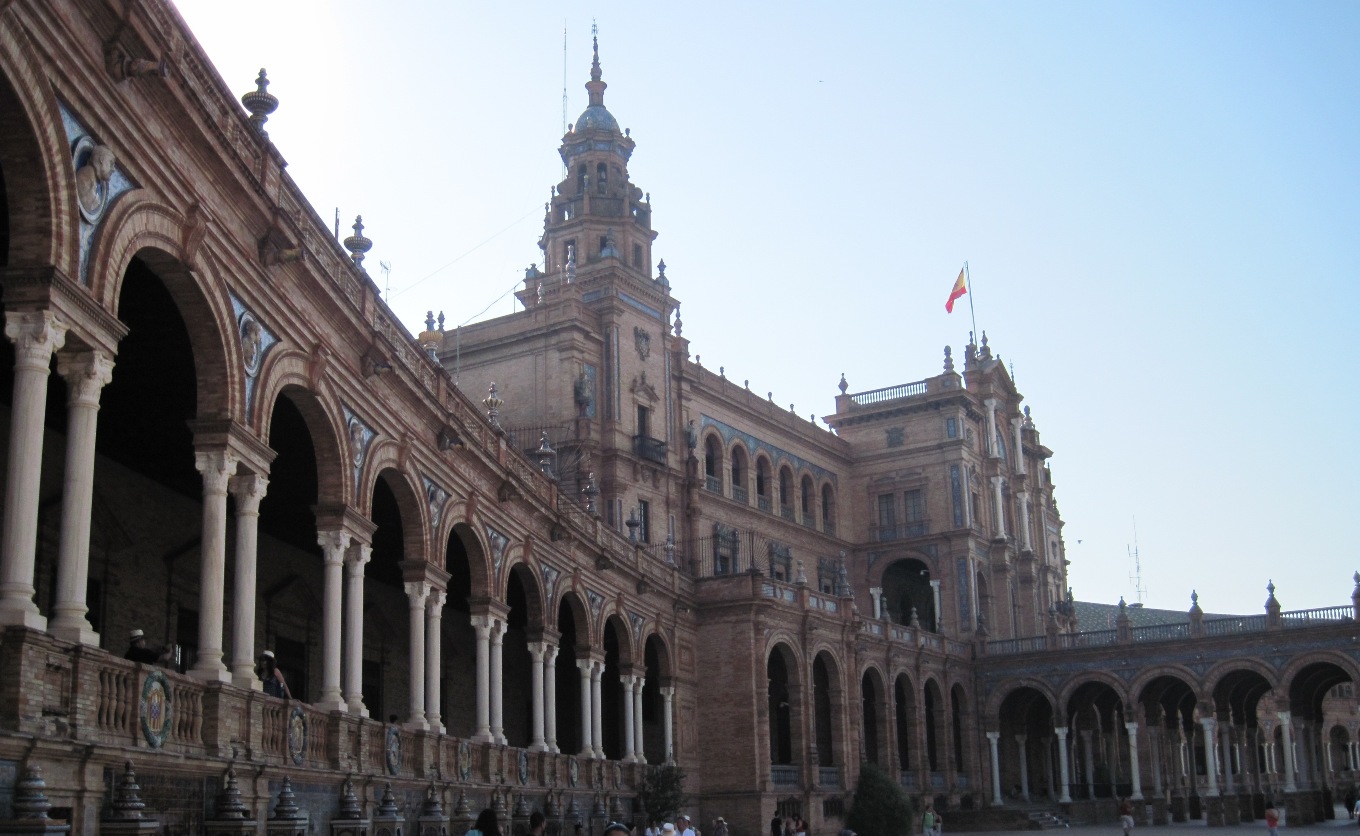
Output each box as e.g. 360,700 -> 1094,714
1130,623 -> 1189,643
1204,615 -> 1266,636
771,764 -> 799,786
705,475 -> 722,494
850,379 -> 929,406
1281,605 -> 1353,626
899,770 -> 917,789
632,435 -> 667,464
758,496 -> 772,512
732,485 -> 749,504
818,766 -> 841,787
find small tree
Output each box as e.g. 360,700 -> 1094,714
846,763 -> 914,836
637,764 -> 690,824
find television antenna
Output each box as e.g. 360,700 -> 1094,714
1128,516 -> 1148,604
379,261 -> 392,303
561,22 -> 568,177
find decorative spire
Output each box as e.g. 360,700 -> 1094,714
108,762 -> 148,820
343,216 -> 372,270
943,345 -> 954,373
272,777 -> 302,820
241,69 -> 278,137
13,765 -> 52,820
838,373 -> 848,395
586,25 -> 607,107
420,783 -> 445,818
483,383 -> 504,432
376,783 -> 400,817
214,764 -> 249,820
336,775 -> 362,820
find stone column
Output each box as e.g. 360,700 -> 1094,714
622,674 -> 637,763
545,643 -> 559,753
316,531 -> 349,711
1278,711 -> 1297,792
661,685 -> 676,763
1012,416 -> 1025,473
577,658 -> 594,757
227,474 -> 267,689
425,589 -> 445,732
1016,734 -> 1031,801
191,449 -> 237,682
1221,723 -> 1235,794
991,476 -> 1007,538
1081,730 -> 1096,799
1200,717 -> 1219,796
984,398 -> 999,458
49,349 -> 114,644
869,587 -> 883,619
1017,491 -> 1032,551
591,659 -> 605,758
1056,727 -> 1073,803
633,676 -> 646,762
929,579 -> 942,631
343,543 -> 370,715
471,616 -> 493,742
0,312 -> 65,630
1126,722 -> 1144,800
529,641 -> 547,752
490,619 -> 506,744
1150,728 -> 1164,795
405,581 -> 430,729
987,731 -> 1003,806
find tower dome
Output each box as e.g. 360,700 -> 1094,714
573,33 -> 618,135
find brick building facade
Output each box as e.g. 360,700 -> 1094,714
0,3 -> 1356,836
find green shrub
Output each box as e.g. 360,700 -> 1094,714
846,763 -> 915,836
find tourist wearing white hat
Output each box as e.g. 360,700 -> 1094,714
123,628 -> 170,665
678,815 -> 695,836
257,649 -> 291,698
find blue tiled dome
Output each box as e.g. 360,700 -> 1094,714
575,105 -> 618,133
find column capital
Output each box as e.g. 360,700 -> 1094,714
56,348 -> 114,404
1015,733 -> 1028,744
986,731 -> 1000,742
471,614 -> 494,636
5,310 -> 67,368
1055,726 -> 1069,738
229,473 -> 269,512
576,657 -> 594,674
405,580 -> 431,605
1125,721 -> 1140,734
427,588 -> 447,612
527,641 -> 548,661
345,542 -> 372,570
490,619 -> 507,642
318,529 -> 352,563
194,449 -> 238,494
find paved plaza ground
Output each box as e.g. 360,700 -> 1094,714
969,810 -> 1359,836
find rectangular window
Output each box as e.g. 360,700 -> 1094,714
633,243 -> 643,267
877,493 -> 896,541
904,489 -> 924,523
946,417 -> 958,438
638,500 -> 651,544
637,405 -> 651,438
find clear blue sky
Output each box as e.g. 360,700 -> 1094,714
174,0 -> 1360,615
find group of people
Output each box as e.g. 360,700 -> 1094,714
645,814 -> 701,836
124,629 -> 290,698
770,815 -> 808,836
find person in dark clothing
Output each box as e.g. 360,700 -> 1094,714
124,629 -> 170,664
258,650 -> 291,698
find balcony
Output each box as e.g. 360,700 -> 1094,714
822,521 -> 836,536
705,475 -> 722,494
781,505 -> 794,521
818,766 -> 841,788
771,764 -> 799,786
757,496 -> 772,513
874,521 -> 930,542
632,434 -> 666,465
732,485 -> 748,504
801,513 -> 815,528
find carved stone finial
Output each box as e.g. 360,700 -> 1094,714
626,508 -> 640,542
664,533 -> 677,566
453,788 -> 471,818
582,472 -> 600,517
336,775 -> 362,820
1191,590 -> 1199,607
1118,596 -> 1126,611
214,764 -> 249,820
343,216 -> 373,270
838,373 -> 848,395
13,765 -> 52,820
514,793 -> 531,817
272,777 -> 302,820
1354,571 -> 1360,589
376,783 -> 399,817
1266,580 -> 1276,600
909,606 -> 920,628
657,258 -> 667,278
420,783 -> 444,817
437,311 -> 445,331
943,345 -> 954,373
536,432 -> 557,481
241,69 -> 279,137
108,761 -> 147,820
483,382 -> 504,431
672,302 -> 682,337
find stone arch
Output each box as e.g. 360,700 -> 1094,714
261,380 -> 348,507
447,520 -> 493,602
767,641 -> 803,768
812,649 -> 843,767
820,479 -> 836,531
728,439 -> 750,502
0,37 -> 74,271
702,430 -> 724,489
754,452 -> 773,509
503,557 -> 547,633
554,589 -> 593,756
995,684 -> 1057,803
1202,657 -> 1280,701
798,470 -> 816,519
777,463 -> 796,516
861,664 -> 889,768
367,465 -> 428,567
556,587 -> 595,650
104,239 -> 236,422
641,631 -> 672,764
602,611 -> 636,668
1056,671 -> 1131,717
881,556 -> 937,630
922,675 -> 947,773
893,671 -> 919,777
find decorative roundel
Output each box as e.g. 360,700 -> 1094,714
287,705 -> 307,765
385,725 -> 402,776
239,312 -> 264,376
348,418 -> 367,468
568,755 -> 579,787
458,739 -> 472,781
517,749 -> 529,785
139,670 -> 173,749
72,135 -> 112,223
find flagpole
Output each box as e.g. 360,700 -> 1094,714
964,261 -> 978,345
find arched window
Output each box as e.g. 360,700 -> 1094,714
821,483 -> 835,534
576,164 -> 587,194
730,446 -> 749,503
703,436 -> 722,494
596,162 -> 608,194
779,467 -> 795,519
756,457 -> 772,512
800,474 -> 815,525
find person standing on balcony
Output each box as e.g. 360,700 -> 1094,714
258,650 -> 291,699
124,629 -> 170,665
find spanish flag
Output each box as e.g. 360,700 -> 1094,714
945,268 -> 967,313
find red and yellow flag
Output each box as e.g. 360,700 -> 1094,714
945,268 -> 967,313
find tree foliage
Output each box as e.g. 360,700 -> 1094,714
846,763 -> 915,836
637,764 -> 690,824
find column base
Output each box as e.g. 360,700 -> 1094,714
231,673 -> 263,692
344,696 -> 368,717
473,730 -> 494,743
190,662 -> 232,683
315,697 -> 348,712
425,718 -> 445,735
49,619 -> 100,646
529,742 -> 547,753
404,718 -> 430,732
0,602 -> 47,631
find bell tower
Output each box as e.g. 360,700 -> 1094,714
533,34 -> 657,288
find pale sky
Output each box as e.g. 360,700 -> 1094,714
172,0 -> 1360,615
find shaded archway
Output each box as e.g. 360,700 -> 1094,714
862,668 -> 887,767
602,614 -> 633,760
813,651 -> 841,767
1138,674 -> 1198,816
555,592 -> 591,756
442,523 -> 480,737
997,685 -> 1055,803
503,563 -> 544,747
768,643 -> 802,767
895,673 -> 917,780
883,558 -> 936,631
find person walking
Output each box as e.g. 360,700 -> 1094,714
1264,802 -> 1280,836
923,803 -> 937,836
469,808 -> 500,836
1119,797 -> 1135,836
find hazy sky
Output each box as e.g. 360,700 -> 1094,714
172,0 -> 1359,615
